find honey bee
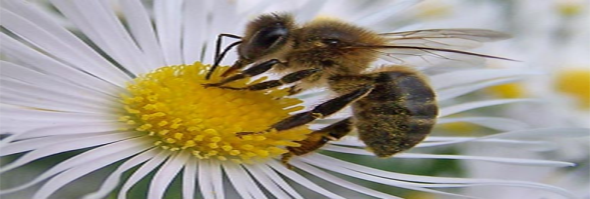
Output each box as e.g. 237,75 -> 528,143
204,13 -> 511,166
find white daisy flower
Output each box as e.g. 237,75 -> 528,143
1,0 -> 587,199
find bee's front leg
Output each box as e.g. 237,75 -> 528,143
203,59 -> 282,88
215,68 -> 321,91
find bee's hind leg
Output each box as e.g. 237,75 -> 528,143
281,117 -> 354,169
237,85 -> 372,136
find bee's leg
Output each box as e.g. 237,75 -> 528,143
213,34 -> 242,62
315,117 -> 354,143
205,33 -> 242,80
237,85 -> 372,136
287,118 -> 354,155
204,59 -> 281,87
281,118 -> 354,169
286,85 -> 302,95
216,68 -> 320,91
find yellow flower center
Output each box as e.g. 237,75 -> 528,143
487,83 -> 526,99
416,1 -> 452,19
557,1 -> 584,17
554,67 -> 590,109
119,62 -> 310,163
438,122 -> 480,135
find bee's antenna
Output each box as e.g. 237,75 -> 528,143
206,34 -> 242,80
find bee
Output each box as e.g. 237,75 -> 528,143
204,13 -> 511,166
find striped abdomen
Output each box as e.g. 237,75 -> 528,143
349,68 -> 437,157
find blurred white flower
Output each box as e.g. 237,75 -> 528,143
408,0 -> 590,198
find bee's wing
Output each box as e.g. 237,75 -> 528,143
363,29 -> 513,67
379,29 -> 511,49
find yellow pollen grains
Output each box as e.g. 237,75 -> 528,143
554,68 -> 590,109
120,62 -> 310,163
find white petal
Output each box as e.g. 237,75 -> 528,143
397,153 -> 574,167
425,136 -> 537,143
440,99 -> 538,117
198,159 -> 225,199
181,0 -> 208,64
202,0 -> 239,65
302,153 -> 509,184
0,132 -> 137,172
1,105 -> 115,122
1,133 -> 92,155
0,122 -> 121,153
83,148 -> 159,199
1,78 -> 115,113
0,61 -> 117,103
0,2 -> 130,85
267,160 -> 344,199
322,145 -> 574,167
117,150 -> 172,199
0,137 -> 150,194
32,144 -> 151,199
290,159 -> 402,199
223,163 -> 267,199
332,135 -> 549,150
293,0 -> 327,22
181,159 -> 198,199
0,33 -> 123,94
483,127 -> 590,139
243,164 -> 293,199
301,154 -> 575,198
198,160 -> 215,199
148,152 -> 190,199
210,160 -> 225,199
356,0 -> 422,30
421,127 -> 590,148
153,0 -> 184,66
50,0 -> 150,75
238,0 -> 274,20
11,122 -> 120,140
249,163 -> 304,199
119,0 -> 166,70
423,137 -> 553,152
431,69 -> 540,90
297,154 -> 475,198
1,120 -> 99,135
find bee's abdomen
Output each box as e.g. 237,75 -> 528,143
353,69 -> 437,157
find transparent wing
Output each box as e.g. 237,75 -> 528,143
364,29 -> 513,67
379,28 -> 511,49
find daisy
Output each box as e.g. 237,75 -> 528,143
1,0 -> 587,199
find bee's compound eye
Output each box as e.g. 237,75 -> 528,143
252,26 -> 288,49
241,25 -> 289,59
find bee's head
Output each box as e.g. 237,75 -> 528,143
216,13 -> 295,77
238,13 -> 295,62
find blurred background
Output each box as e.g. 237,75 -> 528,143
380,0 -> 590,198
